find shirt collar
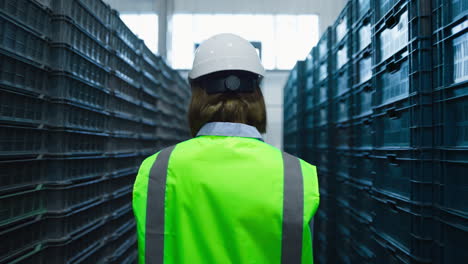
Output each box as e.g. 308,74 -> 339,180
196,122 -> 263,140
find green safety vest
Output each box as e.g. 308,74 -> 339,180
133,123 -> 320,264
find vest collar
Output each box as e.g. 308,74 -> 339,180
196,122 -> 263,140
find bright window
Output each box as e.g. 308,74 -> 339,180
172,14 -> 319,70
120,13 -> 158,54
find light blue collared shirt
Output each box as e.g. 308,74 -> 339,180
196,122 -> 263,141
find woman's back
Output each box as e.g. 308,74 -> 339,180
134,132 -> 320,264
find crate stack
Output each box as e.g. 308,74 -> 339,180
432,0 -> 467,262
284,0 -> 467,263
283,60 -> 306,156
0,0 -> 190,263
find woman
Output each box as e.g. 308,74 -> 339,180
133,33 -> 320,264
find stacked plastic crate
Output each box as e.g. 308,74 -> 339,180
309,28 -> 337,264
0,0 -> 190,263
283,61 -> 306,156
432,0 -> 467,263
370,0 -> 434,262
303,48 -> 317,163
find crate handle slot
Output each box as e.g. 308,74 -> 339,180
362,82 -> 373,91
386,154 -> 399,165
385,60 -> 401,73
384,15 -> 398,28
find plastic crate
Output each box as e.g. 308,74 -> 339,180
0,13 -> 50,66
139,137 -> 160,154
106,134 -> 140,154
139,40 -> 160,70
50,17 -> 109,66
335,64 -> 352,98
333,37 -> 351,72
0,88 -> 48,126
48,129 -> 108,156
353,83 -> 373,119
352,116 -> 374,149
108,153 -> 139,176
49,71 -> 109,110
109,113 -> 142,137
0,187 -> 46,228
433,21 -> 468,90
372,150 -> 433,202
332,92 -> 352,123
350,151 -> 374,185
0,0 -> 50,36
109,33 -> 140,69
0,125 -> 47,158
372,192 -> 433,263
353,16 -> 372,57
140,72 -> 161,100
337,179 -> 374,222
14,219 -> 110,264
354,50 -> 372,86
47,155 -> 110,184
334,122 -> 353,149
373,103 -> 432,148
432,0 -> 467,29
49,0 -> 110,45
50,44 -> 108,87
318,28 -> 331,62
315,79 -> 330,105
108,95 -> 141,121
48,101 -> 110,132
433,208 -> 468,264
108,71 -> 140,103
0,52 -> 49,95
375,0 -> 408,20
314,102 -> 330,126
0,158 -> 46,194
109,9 -> 140,51
353,0 -> 371,24
433,149 -> 468,214
141,105 -> 159,127
375,9 -> 409,64
334,150 -> 353,179
332,2 -> 352,47
318,61 -> 329,82
433,86 -> 468,148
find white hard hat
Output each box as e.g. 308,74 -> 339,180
188,33 -> 265,80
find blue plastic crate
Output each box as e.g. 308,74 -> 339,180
0,52 -> 49,95
352,116 -> 374,149
314,103 -> 330,126
0,125 -> 47,158
48,101 -> 110,132
315,79 -> 330,105
333,150 -> 353,179
48,129 -> 108,156
433,208 -> 468,264
354,50 -> 372,86
375,0 -> 407,20
0,0 -> 50,36
0,88 -> 48,126
0,158 -> 46,193
108,72 -> 141,103
332,2 -> 352,47
49,71 -> 110,110
353,17 -> 372,56
352,82 -> 373,119
109,9 -> 140,51
433,149 -> 468,215
375,9 -> 409,64
334,122 -> 353,149
108,95 -> 141,121
109,32 -> 140,69
49,0 -> 110,45
432,0 -> 467,29
372,192 -> 433,264
372,150 -> 433,202
0,13 -> 50,66
109,51 -> 140,88
50,17 -> 109,67
318,28 -> 332,62
373,103 -> 432,148
109,114 -> 141,138
374,58 -> 409,106
350,150 -> 374,185
0,187 -> 46,228
433,86 -> 468,148
50,44 -> 108,87
333,36 -> 352,73
433,21 -> 468,90
353,0 -> 371,24
304,90 -> 314,112
334,65 -> 353,98
332,92 -> 353,123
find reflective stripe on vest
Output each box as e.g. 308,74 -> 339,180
145,147 -> 304,264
